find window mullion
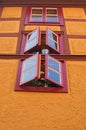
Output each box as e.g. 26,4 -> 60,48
43,7 -> 46,22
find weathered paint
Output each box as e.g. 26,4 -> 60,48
0,7 -> 86,130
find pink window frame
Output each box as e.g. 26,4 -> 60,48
45,55 -> 63,87
25,7 -> 64,25
19,53 -> 39,86
20,27 -> 40,54
15,54 -> 68,93
46,28 -> 62,53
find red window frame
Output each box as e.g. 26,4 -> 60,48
46,27 -> 60,53
45,55 -> 62,87
15,53 -> 68,92
19,53 -> 41,86
25,7 -> 64,25
20,27 -> 40,54
24,27 -> 40,53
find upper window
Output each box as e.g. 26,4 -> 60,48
30,8 -> 43,22
46,8 -> 58,22
25,7 -> 63,25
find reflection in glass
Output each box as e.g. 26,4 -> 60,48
46,16 -> 57,22
24,28 -> 38,52
31,8 -> 43,22
48,38 -> 57,50
22,55 -> 37,70
20,67 -> 37,84
31,16 -> 42,22
20,54 -> 38,85
25,38 -> 37,51
46,8 -> 58,22
28,29 -> 37,41
48,69 -> 60,83
48,58 -> 60,71
48,30 -> 57,41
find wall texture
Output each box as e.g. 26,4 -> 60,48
0,7 -> 86,130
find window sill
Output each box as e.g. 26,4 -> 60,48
24,22 -> 64,26
15,86 -> 68,93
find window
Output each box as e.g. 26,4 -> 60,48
20,53 -> 40,86
46,27 -> 60,53
15,27 -> 68,92
24,27 -> 40,53
25,7 -> 63,25
20,27 -> 63,54
45,55 -> 62,86
30,8 -> 43,22
46,8 -> 58,22
15,53 -> 67,92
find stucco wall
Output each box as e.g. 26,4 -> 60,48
0,37 -> 18,54
63,8 -> 86,55
0,7 -> 86,130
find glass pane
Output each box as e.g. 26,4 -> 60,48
46,16 -> 57,22
47,9 -> 57,14
32,8 -> 42,14
22,55 -> 37,70
48,38 -> 57,50
20,67 -> 37,84
48,58 -> 60,71
25,38 -> 37,51
48,30 -> 57,41
48,69 -> 61,83
28,29 -> 38,41
31,16 -> 42,22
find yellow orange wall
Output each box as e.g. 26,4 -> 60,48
0,7 -> 86,130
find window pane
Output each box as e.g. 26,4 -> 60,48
22,55 -> 37,70
48,69 -> 61,83
20,67 -> 37,84
20,53 -> 38,85
32,8 -> 42,14
31,8 -> 43,22
28,29 -> 38,41
48,30 -> 57,41
48,58 -> 60,72
47,8 -> 57,14
24,28 -> 39,53
25,38 -> 37,51
31,16 -> 42,22
48,38 -> 57,50
46,16 -> 57,22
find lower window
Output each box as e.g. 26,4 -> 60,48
15,53 -> 68,92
